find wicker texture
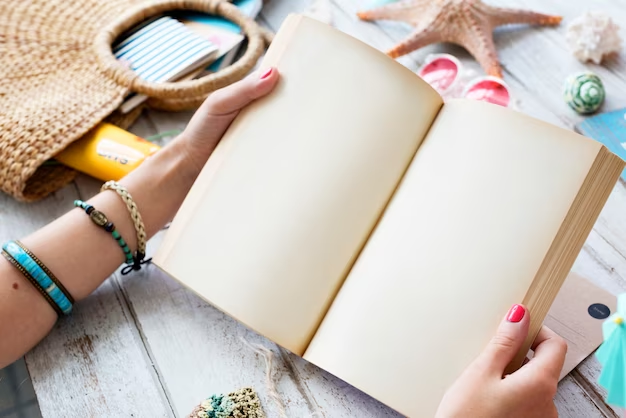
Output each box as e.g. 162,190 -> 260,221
0,0 -> 270,201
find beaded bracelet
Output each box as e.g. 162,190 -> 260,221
74,200 -> 134,266
2,240 -> 73,316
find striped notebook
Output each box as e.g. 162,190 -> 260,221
115,16 -> 218,112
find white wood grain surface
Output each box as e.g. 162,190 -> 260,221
0,180 -> 172,417
3,0 -> 626,416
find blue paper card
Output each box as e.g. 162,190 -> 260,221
576,109 -> 626,182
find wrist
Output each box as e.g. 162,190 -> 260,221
175,132 -> 218,178
118,139 -> 204,239
155,138 -> 204,186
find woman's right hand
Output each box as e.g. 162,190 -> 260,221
435,304 -> 567,418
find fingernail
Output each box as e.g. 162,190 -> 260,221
506,304 -> 525,323
259,68 -> 273,80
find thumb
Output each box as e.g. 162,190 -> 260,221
181,67 -> 279,152
199,67 -> 279,118
475,304 -> 530,376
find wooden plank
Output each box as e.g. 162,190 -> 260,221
593,182 -> 626,261
0,185 -> 78,240
279,349 -> 404,418
557,375 -> 614,418
575,230 -> 626,295
25,277 -> 172,417
0,178 -> 171,417
574,357 -> 623,418
261,0 -> 419,69
117,237 -> 314,417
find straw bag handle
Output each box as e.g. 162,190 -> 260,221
94,0 -> 269,100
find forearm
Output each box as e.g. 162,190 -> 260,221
0,140 -> 200,367
0,66 -> 279,369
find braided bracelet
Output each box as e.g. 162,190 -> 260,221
100,181 -> 150,274
2,240 -> 73,316
74,200 -> 134,266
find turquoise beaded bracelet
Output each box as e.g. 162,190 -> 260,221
74,200 -> 134,265
2,240 -> 73,315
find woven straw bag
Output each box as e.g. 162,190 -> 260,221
0,0 -> 272,201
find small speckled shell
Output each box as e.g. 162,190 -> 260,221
563,72 -> 605,114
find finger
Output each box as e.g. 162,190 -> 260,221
527,326 -> 567,380
473,304 -> 530,376
200,67 -> 279,117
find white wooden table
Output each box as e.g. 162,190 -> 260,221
2,0 -> 626,416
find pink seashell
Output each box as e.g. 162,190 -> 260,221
463,76 -> 511,107
417,54 -> 461,95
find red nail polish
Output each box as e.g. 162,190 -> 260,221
506,304 -> 525,323
260,68 -> 273,80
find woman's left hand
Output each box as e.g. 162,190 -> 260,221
179,67 -> 279,173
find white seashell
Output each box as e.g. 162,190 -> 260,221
303,0 -> 333,25
566,11 -> 622,64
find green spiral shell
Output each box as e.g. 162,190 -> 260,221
564,72 -> 605,114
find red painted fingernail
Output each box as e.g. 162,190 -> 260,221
506,304 -> 525,323
260,68 -> 273,80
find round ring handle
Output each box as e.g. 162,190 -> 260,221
94,0 -> 268,100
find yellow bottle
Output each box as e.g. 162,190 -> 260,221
55,123 -> 161,181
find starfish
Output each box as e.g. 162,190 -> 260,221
357,0 -> 562,77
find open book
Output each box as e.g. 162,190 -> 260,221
154,15 -> 625,417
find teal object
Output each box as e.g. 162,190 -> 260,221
576,108 -> 626,182
189,387 -> 263,418
177,0 -> 262,73
202,394 -> 236,418
74,200 -> 134,265
596,294 -> 626,408
2,241 -> 73,315
564,72 -> 605,114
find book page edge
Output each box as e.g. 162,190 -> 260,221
509,146 -> 624,372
